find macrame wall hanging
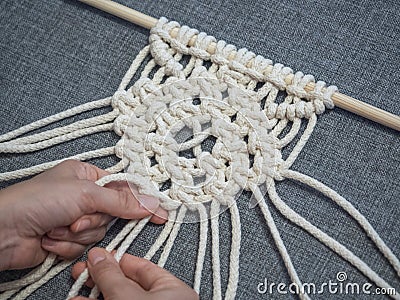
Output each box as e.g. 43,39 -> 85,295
0,4 -> 399,300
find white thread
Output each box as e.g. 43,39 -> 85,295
158,206 -> 187,268
144,209 -> 177,260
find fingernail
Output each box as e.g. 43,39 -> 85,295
89,248 -> 106,266
49,227 -> 66,237
42,237 -> 56,247
157,208 -> 169,220
76,219 -> 91,232
137,194 -> 159,212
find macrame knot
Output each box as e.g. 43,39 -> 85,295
266,63 -> 293,90
309,81 -> 337,110
111,90 -> 127,110
212,40 -> 237,65
170,25 -> 198,54
113,114 -> 130,136
286,72 -> 315,99
191,32 -> 215,60
131,78 -> 159,99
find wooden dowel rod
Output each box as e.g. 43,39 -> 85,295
79,0 -> 400,131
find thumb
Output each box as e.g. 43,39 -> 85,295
87,248 -> 144,299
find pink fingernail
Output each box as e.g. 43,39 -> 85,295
76,219 -> 91,232
138,194 -> 159,212
89,248 -> 106,266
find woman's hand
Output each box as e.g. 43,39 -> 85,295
71,248 -> 199,300
0,160 -> 167,271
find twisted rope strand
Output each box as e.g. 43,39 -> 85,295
253,182 -> 311,300
225,203 -> 241,300
266,178 -> 400,300
281,169 -> 400,278
193,204 -> 208,293
1,111 -> 118,146
0,97 -> 111,143
210,201 -> 222,300
0,146 -> 115,182
0,254 -> 57,292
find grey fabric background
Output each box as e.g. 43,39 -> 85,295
0,0 -> 399,299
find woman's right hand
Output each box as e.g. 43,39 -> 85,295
71,247 -> 199,300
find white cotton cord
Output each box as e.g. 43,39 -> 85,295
0,146 -> 115,182
66,219 -> 139,299
9,259 -> 76,300
0,289 -> 16,299
225,202 -> 241,300
210,201 -> 222,300
193,204 -> 208,294
88,217 -> 151,299
0,254 -> 57,292
0,123 -> 113,153
105,160 -> 125,174
67,173 -> 147,299
158,205 -> 187,268
281,169 -> 400,278
114,217 -> 151,262
118,45 -> 150,91
278,118 -> 301,148
0,18 -> 368,300
144,209 -> 177,260
271,119 -> 288,137
265,177 -> 400,300
95,172 -> 127,187
0,97 -> 112,143
2,110 -> 118,146
140,58 -> 156,79
1,219 -> 119,300
251,183 -> 311,300
282,114 -> 317,169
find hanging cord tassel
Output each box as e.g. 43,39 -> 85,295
250,182 -> 311,300
144,210 -> 177,260
265,177 -> 400,300
225,202 -> 241,300
193,204 -> 208,294
158,206 -> 187,268
281,169 -> 400,278
210,201 -> 222,300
